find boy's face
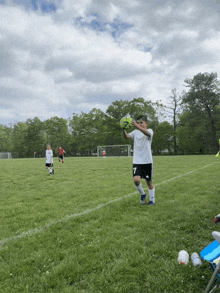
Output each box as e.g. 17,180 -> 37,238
47,145 -> 51,150
136,120 -> 148,128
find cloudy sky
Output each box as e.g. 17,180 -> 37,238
1,0 -> 220,125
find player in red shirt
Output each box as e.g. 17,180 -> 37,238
59,147 -> 66,163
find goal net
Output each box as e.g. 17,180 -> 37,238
97,145 -> 132,157
0,152 -> 19,159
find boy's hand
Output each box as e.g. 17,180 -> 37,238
132,120 -> 142,130
132,120 -> 137,127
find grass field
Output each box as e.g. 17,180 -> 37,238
0,155 -> 220,293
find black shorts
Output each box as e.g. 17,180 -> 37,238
59,155 -> 64,160
46,163 -> 53,167
133,164 -> 153,181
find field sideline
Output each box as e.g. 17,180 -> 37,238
0,155 -> 220,292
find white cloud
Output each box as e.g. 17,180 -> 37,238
111,79 -> 141,95
60,0 -> 92,17
202,33 -> 220,52
156,5 -> 172,16
122,49 -> 152,67
1,0 -> 220,125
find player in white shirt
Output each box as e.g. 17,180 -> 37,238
45,144 -> 54,176
123,115 -> 155,205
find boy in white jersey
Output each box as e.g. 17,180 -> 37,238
123,115 -> 155,205
45,144 -> 54,176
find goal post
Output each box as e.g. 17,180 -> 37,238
97,145 -> 132,157
0,152 -> 19,159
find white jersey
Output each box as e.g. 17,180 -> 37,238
129,129 -> 153,164
46,149 -> 53,164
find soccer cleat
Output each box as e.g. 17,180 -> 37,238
140,199 -> 146,205
140,194 -> 146,205
147,201 -> 155,206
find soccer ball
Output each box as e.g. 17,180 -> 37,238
120,116 -> 133,129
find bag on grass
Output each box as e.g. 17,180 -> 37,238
212,214 -> 220,223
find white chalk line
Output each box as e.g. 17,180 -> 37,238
155,161 -> 219,186
0,161 -> 218,247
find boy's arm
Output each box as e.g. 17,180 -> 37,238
123,129 -> 131,139
132,121 -> 151,138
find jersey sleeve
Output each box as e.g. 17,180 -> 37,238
148,129 -> 153,139
129,130 -> 135,139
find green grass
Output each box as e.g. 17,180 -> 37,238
0,155 -> 220,292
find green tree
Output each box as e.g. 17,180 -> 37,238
45,117 -> 70,156
106,100 -> 130,120
181,72 -> 220,153
25,117 -> 46,157
106,97 -> 159,149
0,125 -> 13,152
177,112 -> 204,154
12,122 -> 28,157
106,97 -> 156,121
69,109 -> 110,155
152,121 -> 174,154
165,89 -> 182,154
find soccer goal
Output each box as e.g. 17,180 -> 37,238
97,145 -> 132,157
0,152 -> 19,159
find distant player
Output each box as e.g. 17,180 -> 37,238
123,115 -> 155,206
46,144 -> 54,175
102,150 -> 106,158
59,146 -> 66,163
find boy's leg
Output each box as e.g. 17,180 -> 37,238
134,176 -> 146,204
146,180 -> 155,204
47,163 -> 53,175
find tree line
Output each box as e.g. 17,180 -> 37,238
0,72 -> 220,158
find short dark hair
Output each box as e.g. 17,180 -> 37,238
136,115 -> 148,122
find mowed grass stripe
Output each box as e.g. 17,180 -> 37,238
0,159 -> 218,247
0,156 -> 219,293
